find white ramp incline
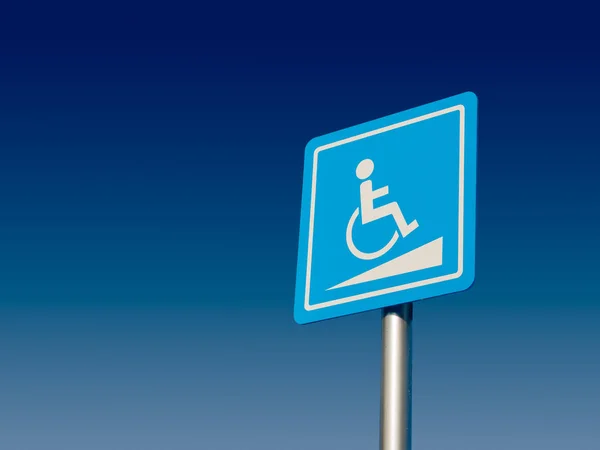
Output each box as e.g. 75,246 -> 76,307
328,237 -> 443,290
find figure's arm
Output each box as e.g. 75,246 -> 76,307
372,186 -> 389,199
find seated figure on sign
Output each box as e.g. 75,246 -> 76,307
356,158 -> 418,238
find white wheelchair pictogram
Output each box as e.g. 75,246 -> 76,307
346,159 -> 419,261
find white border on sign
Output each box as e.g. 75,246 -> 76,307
304,104 -> 465,311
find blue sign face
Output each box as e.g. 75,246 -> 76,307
294,92 -> 478,324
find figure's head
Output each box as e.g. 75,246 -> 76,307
356,158 -> 374,180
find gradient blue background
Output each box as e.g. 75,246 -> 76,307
1,6 -> 599,449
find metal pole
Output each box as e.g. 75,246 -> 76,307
380,303 -> 413,450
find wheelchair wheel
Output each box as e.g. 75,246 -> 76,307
346,208 -> 399,260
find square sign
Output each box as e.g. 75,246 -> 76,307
294,92 -> 478,324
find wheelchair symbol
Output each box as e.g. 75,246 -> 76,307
346,159 -> 419,261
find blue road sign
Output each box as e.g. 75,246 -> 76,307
294,92 -> 478,324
